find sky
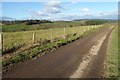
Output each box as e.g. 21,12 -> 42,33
1,0 -> 118,21
1,0 -> 119,2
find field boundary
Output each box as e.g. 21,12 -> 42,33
2,26 -> 102,72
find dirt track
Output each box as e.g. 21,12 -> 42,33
3,26 -> 114,78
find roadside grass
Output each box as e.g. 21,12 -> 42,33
2,33 -> 83,70
105,26 -> 119,78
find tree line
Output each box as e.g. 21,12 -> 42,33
0,19 -> 53,25
0,19 -> 116,25
85,19 -> 113,25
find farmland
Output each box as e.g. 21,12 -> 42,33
2,23 -> 104,69
2,23 -> 116,78
2,2 -> 118,78
3,25 -> 102,54
2,21 -> 83,32
1,19 -> 117,77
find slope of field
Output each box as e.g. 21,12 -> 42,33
3,25 -> 101,54
105,26 -> 119,78
2,21 -> 82,32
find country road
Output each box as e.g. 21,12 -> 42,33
3,26 -> 114,78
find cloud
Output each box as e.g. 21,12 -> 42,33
59,10 -> 118,20
26,10 -> 118,20
93,11 -> 118,19
69,0 -> 79,4
25,2 -> 117,20
0,16 -> 15,20
43,0 -> 62,14
1,0 -> 119,2
26,0 -> 64,19
43,6 -> 62,14
84,12 -> 92,16
60,14 -> 80,20
79,8 -> 90,12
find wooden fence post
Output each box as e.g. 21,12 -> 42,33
64,28 -> 66,38
32,32 -> 36,44
0,34 -> 2,57
51,29 -> 53,42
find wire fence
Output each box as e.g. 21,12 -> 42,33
2,25 -> 102,53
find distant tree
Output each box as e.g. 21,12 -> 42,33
85,20 -> 108,25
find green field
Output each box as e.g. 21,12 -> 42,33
3,25 -> 102,54
2,21 -> 83,32
2,24 -> 104,69
105,26 -> 119,78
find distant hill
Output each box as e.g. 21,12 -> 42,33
1,19 -> 117,32
73,19 -> 117,21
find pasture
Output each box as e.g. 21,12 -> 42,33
3,25 -> 102,54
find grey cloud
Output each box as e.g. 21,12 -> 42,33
43,1 -> 62,14
26,1 -> 63,19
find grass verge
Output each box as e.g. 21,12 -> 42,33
104,26 -> 119,79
